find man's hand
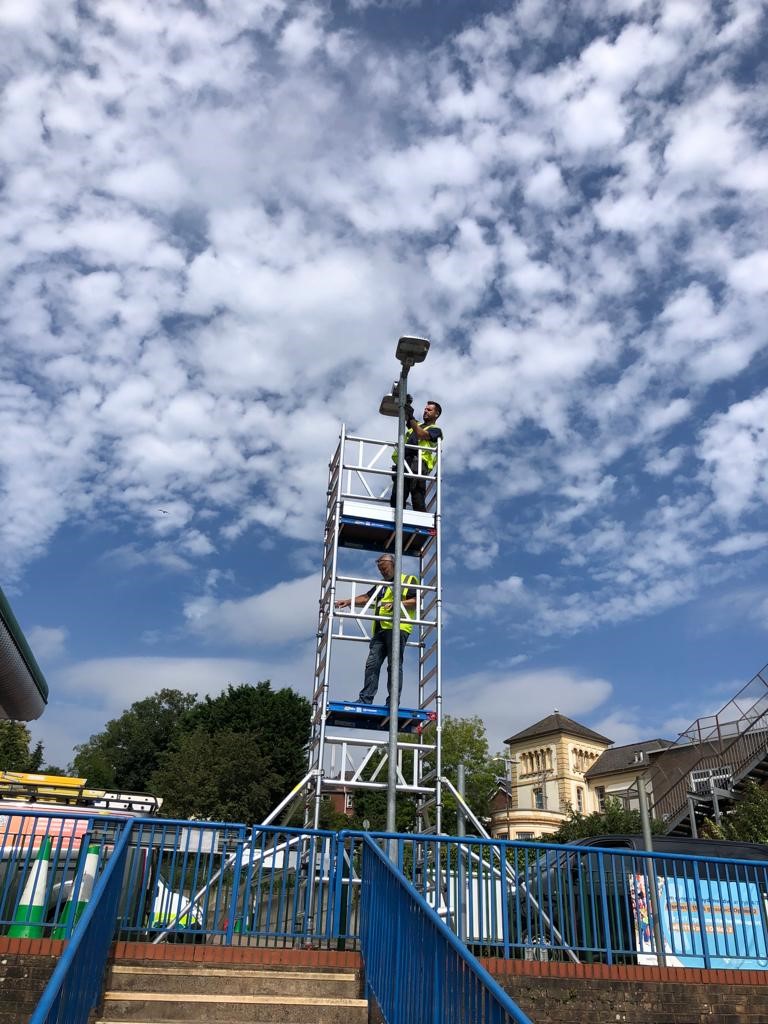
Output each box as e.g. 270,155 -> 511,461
335,597 -> 350,609
404,402 -> 415,423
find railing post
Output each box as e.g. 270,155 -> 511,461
692,861 -> 712,969
596,851 -> 613,966
224,829 -> 246,945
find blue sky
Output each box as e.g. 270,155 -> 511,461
2,0 -> 767,770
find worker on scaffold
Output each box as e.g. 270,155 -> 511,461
389,399 -> 443,512
334,553 -> 419,705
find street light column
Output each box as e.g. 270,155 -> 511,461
381,336 -> 430,837
386,363 -> 408,835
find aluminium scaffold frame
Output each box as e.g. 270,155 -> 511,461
305,425 -> 444,833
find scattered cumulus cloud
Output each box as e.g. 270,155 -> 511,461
2,0 -> 767,762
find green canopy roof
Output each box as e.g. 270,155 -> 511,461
0,586 -> 48,721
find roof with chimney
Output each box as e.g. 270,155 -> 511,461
585,738 -> 674,780
505,712 -> 612,747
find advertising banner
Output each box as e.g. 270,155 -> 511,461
629,871 -> 768,970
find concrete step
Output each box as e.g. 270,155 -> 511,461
100,992 -> 368,1023
108,965 -> 358,998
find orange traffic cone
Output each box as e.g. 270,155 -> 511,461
9,836 -> 52,938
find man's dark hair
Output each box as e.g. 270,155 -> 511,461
427,400 -> 442,417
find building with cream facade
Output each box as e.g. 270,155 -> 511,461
489,711 -> 673,841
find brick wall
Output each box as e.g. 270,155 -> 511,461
0,939 -> 64,1024
485,959 -> 768,1024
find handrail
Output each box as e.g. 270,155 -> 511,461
360,835 -> 533,1024
30,821 -> 133,1024
647,663 -> 768,823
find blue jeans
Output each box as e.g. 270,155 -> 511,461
359,629 -> 409,705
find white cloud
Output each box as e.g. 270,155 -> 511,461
183,573 -> 319,645
645,446 -> 685,477
712,532 -> 768,556
450,667 -> 613,754
699,390 -> 768,520
523,163 -> 567,207
1,0 -> 767,685
26,625 -> 68,663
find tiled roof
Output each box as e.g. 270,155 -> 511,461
505,712 -> 612,746
585,738 -> 674,779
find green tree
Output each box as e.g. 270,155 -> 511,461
349,715 -> 498,835
72,689 -> 198,790
438,715 -> 498,834
152,682 -> 311,823
0,721 -> 44,771
548,796 -> 665,844
701,781 -> 768,843
183,682 -> 311,791
150,728 -> 281,823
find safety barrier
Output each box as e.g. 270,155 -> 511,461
0,809 -> 119,938
360,836 -> 532,1023
5,810 -> 768,969
29,822 -> 133,1024
335,831 -> 768,969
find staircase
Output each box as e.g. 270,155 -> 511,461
97,962 -> 368,1023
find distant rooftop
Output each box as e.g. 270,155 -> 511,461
505,712 -> 612,747
586,738 -> 674,780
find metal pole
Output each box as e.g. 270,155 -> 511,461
636,774 -> 665,966
456,763 -> 467,941
688,796 -> 699,838
386,366 -> 408,835
457,764 -> 466,838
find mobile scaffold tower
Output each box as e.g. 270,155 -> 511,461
305,426 -> 443,833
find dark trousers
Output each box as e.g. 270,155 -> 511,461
359,629 -> 409,705
389,470 -> 427,512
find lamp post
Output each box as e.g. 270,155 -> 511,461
379,335 -> 430,835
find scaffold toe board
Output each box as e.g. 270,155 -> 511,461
339,498 -> 435,554
326,700 -> 436,734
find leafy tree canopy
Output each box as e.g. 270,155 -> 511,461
701,781 -> 768,844
72,682 -> 311,824
548,797 -> 665,844
184,682 -> 310,787
0,721 -> 44,773
152,682 -> 311,823
72,689 -> 200,790
150,728 -> 281,824
438,715 -> 497,834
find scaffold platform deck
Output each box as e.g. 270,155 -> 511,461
326,700 -> 435,734
339,498 -> 435,554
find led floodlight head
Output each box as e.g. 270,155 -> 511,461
396,336 -> 430,365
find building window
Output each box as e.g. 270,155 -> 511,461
344,792 -> 354,812
595,785 -> 606,812
633,750 -> 644,764
517,832 -> 534,841
576,787 -> 584,812
533,787 -> 544,810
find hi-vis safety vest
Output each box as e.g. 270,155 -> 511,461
373,574 -> 419,635
392,422 -> 440,473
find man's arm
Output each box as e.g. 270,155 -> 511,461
335,585 -> 378,609
407,420 -> 441,441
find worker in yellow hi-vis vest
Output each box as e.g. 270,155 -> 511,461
390,399 -> 443,512
335,554 -> 419,705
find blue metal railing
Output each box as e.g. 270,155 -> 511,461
29,822 -> 133,1024
338,831 -> 768,969
0,810 -> 119,937
360,836 -> 533,1024
5,810 -> 768,972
